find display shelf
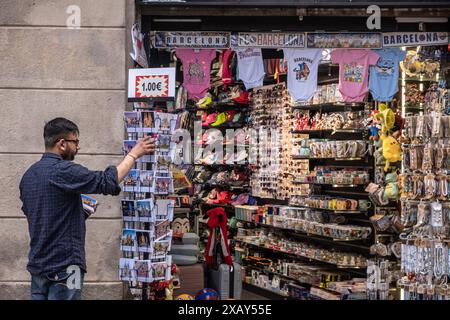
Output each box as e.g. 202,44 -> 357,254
201,123 -> 247,130
243,264 -> 332,290
292,181 -> 365,188
292,129 -> 367,135
235,239 -> 367,270
242,282 -> 288,300
289,204 -> 363,214
195,102 -> 250,111
292,102 -> 366,112
236,218 -> 370,242
292,156 -> 364,161
204,183 -> 250,190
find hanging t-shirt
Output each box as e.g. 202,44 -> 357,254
284,48 -> 322,102
331,49 -> 380,103
235,48 -> 265,90
175,49 -> 216,99
369,48 -> 407,102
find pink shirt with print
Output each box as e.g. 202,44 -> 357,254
176,49 -> 216,99
331,49 -> 380,103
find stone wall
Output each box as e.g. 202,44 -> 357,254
0,0 -> 134,299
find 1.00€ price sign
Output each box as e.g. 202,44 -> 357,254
135,75 -> 169,98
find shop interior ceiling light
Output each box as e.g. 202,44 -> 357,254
395,17 -> 448,23
152,19 -> 202,23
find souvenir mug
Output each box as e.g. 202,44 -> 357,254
344,141 -> 357,158
336,141 -> 348,158
348,199 -> 358,211
356,140 -> 369,157
336,199 -> 347,211
358,199 -> 372,211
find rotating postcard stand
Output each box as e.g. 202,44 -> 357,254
119,105 -> 176,300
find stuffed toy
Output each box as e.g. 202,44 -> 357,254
380,133 -> 402,172
375,103 -> 395,135
374,139 -> 385,166
383,172 -> 399,201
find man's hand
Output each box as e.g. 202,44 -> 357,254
117,137 -> 156,183
129,137 -> 156,159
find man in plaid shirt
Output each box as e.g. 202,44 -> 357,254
19,118 -> 154,300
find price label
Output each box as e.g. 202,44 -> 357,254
128,67 -> 175,101
135,75 -> 168,98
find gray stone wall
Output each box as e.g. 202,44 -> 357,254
0,0 -> 134,299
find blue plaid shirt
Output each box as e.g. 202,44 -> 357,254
19,153 -> 121,276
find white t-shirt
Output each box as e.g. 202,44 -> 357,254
284,48 -> 322,102
235,48 -> 265,90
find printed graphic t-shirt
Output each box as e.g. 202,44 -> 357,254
331,49 -> 380,102
284,48 -> 323,102
369,48 -> 407,101
176,49 -> 216,99
235,48 -> 265,90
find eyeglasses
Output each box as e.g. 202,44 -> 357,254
64,139 -> 80,146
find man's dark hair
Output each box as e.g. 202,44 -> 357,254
44,118 -> 79,148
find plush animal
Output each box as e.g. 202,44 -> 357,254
383,172 -> 399,201
375,103 -> 395,135
374,139 -> 385,166
380,133 -> 402,172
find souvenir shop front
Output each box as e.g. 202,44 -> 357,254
118,1 -> 450,300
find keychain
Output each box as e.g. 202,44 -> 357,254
424,173 -> 436,199
435,143 -> 444,169
422,144 -> 434,171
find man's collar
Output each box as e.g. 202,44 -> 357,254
42,152 -> 63,160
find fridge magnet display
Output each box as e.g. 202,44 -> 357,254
151,262 -> 168,281
155,220 -> 171,240
137,230 -> 153,253
142,111 -> 156,132
119,258 -> 136,282
124,112 -> 140,133
135,260 -> 152,283
154,239 -> 172,256
121,229 -> 137,252
155,199 -> 175,219
139,170 -> 154,193
122,200 -> 137,222
154,176 -> 174,194
123,169 -> 140,192
136,199 -> 155,222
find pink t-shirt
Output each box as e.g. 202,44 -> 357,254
331,49 -> 380,102
176,49 -> 216,99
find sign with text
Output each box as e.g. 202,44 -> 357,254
307,32 -> 382,48
128,68 -> 176,101
232,32 -> 305,48
382,32 -> 448,47
152,31 -> 230,48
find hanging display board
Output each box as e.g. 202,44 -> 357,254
128,67 -> 176,101
382,32 -> 448,47
231,32 -> 305,48
152,31 -> 230,48
306,32 -> 382,48
149,31 -> 447,49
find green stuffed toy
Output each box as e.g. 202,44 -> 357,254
383,172 -> 399,201
380,133 -> 402,172
374,139 -> 385,166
